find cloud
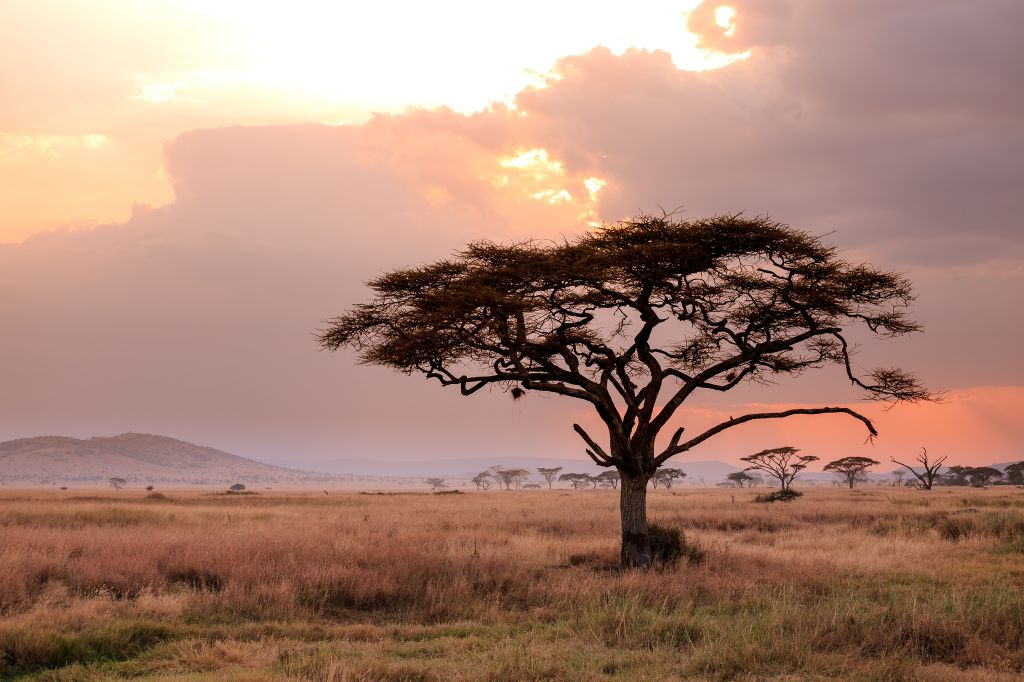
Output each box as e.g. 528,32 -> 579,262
0,120 -> 596,465
1,2 -> 1021,469
515,42 -> 1023,263
687,0 -> 1024,118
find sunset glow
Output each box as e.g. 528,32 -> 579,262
492,148 -> 606,219
1,0 -> 1020,472
714,6 -> 738,37
0,0 -> 751,244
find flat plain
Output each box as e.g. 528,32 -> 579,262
2,486 -> 1023,681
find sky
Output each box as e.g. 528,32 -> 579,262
1,0 -> 1022,471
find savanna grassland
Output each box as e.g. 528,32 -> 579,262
2,487 -> 1024,681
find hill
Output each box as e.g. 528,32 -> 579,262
0,433 -> 338,486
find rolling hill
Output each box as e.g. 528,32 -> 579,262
0,433 -> 335,486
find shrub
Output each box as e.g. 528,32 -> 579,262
648,523 -> 705,566
164,567 -> 224,591
755,489 -> 803,503
937,516 -> 976,542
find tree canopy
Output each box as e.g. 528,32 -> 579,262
726,471 -> 755,488
741,447 -> 819,492
322,214 -> 927,474
652,467 -> 687,489
823,456 -> 881,489
320,213 -> 930,567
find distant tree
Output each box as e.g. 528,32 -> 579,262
480,466 -> 506,489
823,456 -> 881,489
965,467 -> 1003,487
891,447 -> 947,491
320,214 -> 930,567
425,477 -> 448,491
537,467 -> 564,489
559,472 -> 593,490
522,482 -> 543,489
1005,462 -> 1024,486
652,468 -> 687,490
109,477 -> 127,491
494,467 -> 530,491
741,447 -> 819,492
891,470 -> 906,487
726,471 -> 754,488
595,470 -> 621,489
229,483 -> 246,492
942,465 -> 973,486
471,472 -> 493,490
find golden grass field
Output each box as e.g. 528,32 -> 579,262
2,486 -> 1024,681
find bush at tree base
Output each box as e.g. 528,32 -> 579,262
648,523 -> 706,566
755,489 -> 804,503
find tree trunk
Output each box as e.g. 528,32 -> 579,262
619,472 -> 652,568
847,475 -> 855,489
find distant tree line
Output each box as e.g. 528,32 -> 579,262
431,450 -> 1023,493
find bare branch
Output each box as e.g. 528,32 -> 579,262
655,406 -> 877,465
573,423 -> 614,465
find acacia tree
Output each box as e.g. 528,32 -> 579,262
652,467 -> 687,489
891,447 -> 946,490
425,477 -> 448,491
1005,462 -> 1024,486
109,477 -> 127,492
559,472 -> 593,490
537,467 -> 563,489
494,467 -> 530,491
823,456 -> 881,489
471,472 -> 493,490
320,214 -> 928,567
965,467 -> 1003,487
741,447 -> 819,492
726,471 -> 754,488
596,470 -> 621,489
944,465 -> 972,486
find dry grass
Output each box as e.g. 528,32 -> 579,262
1,487 -> 1023,680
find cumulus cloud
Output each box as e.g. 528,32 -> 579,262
1,2 -> 1021,468
688,0 -> 1024,118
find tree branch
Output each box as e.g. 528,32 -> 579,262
655,406 -> 877,465
650,327 -> 842,433
573,423 -> 614,465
